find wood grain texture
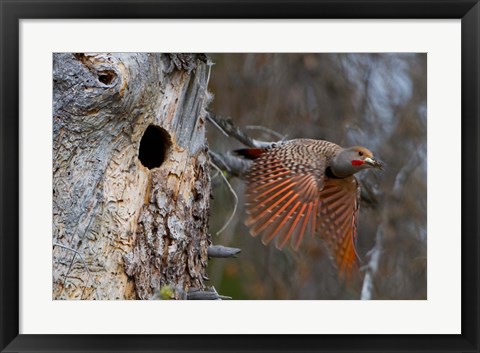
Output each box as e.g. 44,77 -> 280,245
52,53 -> 211,300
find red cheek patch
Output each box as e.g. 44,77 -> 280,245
351,160 -> 365,166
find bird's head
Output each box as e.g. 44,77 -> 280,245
331,146 -> 383,178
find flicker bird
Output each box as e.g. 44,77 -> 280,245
236,139 -> 383,276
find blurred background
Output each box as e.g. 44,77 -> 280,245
206,53 -> 427,300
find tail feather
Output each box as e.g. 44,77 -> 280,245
234,148 -> 266,160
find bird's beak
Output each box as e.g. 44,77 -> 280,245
364,157 -> 384,170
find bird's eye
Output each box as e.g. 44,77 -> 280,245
358,151 -> 364,156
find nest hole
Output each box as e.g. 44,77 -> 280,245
97,70 -> 116,85
138,125 -> 170,170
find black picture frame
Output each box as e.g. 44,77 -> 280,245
1,1 -> 478,352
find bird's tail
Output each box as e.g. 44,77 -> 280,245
234,148 -> 267,160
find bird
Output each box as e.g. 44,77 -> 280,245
236,139 -> 383,277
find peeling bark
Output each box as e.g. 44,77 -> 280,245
52,53 -> 211,300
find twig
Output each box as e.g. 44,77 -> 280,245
208,245 -> 241,258
209,151 -> 232,173
209,151 -> 251,177
62,251 -> 77,293
207,112 -> 229,137
205,58 -> 214,88
206,110 -> 274,148
245,125 -> 286,140
209,160 -> 238,236
187,286 -> 231,300
53,242 -> 92,299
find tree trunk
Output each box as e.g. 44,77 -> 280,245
52,53 -> 211,300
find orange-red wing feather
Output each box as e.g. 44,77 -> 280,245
317,176 -> 360,278
242,140 -> 361,279
245,150 -> 324,251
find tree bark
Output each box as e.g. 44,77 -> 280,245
52,53 -> 211,300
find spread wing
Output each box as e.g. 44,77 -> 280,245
317,176 -> 360,277
244,148 -> 325,251
243,144 -> 360,278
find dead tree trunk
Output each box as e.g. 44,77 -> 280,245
52,53 -> 211,300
